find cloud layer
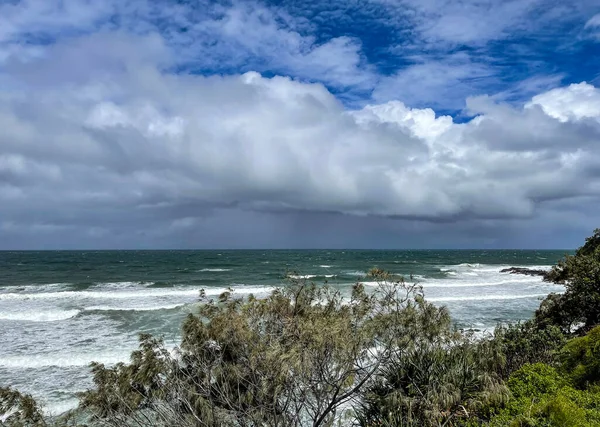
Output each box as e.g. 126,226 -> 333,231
0,0 -> 599,248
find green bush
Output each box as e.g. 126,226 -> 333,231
493,321 -> 565,379
356,313 -> 508,426
485,362 -> 600,427
559,325 -> 600,388
506,364 -> 565,401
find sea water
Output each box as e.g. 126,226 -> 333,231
0,249 -> 569,414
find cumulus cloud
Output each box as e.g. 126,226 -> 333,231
0,0 -> 599,248
0,30 -> 599,248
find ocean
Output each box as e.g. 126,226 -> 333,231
0,249 -> 569,415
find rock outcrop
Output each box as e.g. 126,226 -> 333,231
500,267 -> 548,278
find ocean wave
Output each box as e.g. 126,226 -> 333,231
287,274 -> 336,279
0,349 -> 133,368
0,288 -> 202,301
91,281 -> 153,289
421,277 -> 550,288
444,263 -> 552,272
199,268 -> 231,272
222,286 -> 275,295
84,303 -> 187,312
0,283 -> 72,293
428,293 -> 556,302
0,309 -> 81,322
343,271 -> 367,277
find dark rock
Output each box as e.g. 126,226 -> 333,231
500,267 -> 548,277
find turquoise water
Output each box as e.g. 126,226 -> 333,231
0,250 -> 570,414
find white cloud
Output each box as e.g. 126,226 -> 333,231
371,53 -> 494,109
527,82 -> 600,122
585,13 -> 600,29
1,31 -> 600,241
583,13 -> 600,41
0,0 -> 599,247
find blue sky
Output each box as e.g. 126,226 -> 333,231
0,0 -> 599,249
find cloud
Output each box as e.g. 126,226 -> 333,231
527,82 -> 600,121
1,30 -> 600,248
1,0 -> 600,248
584,13 -> 600,40
371,52 -> 495,109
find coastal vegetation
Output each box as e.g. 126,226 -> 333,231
2,230 -> 600,426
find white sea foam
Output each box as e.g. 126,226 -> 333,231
222,286 -> 275,295
428,293 -> 556,302
421,277 -> 545,288
0,309 -> 81,322
0,284 -> 275,302
344,271 -> 367,277
0,283 -> 72,293
0,289 -> 201,300
0,349 -> 132,368
288,274 -> 318,279
84,303 -> 186,312
199,268 -> 231,272
319,265 -> 334,268
288,274 -> 336,279
91,281 -> 153,289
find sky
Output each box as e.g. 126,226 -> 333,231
0,0 -> 599,249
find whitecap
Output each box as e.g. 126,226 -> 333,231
287,274 -> 336,279
287,274 -> 318,279
343,271 -> 367,277
199,268 -> 231,272
420,277 -> 554,288
0,309 -> 81,322
0,283 -> 72,293
428,293 -> 558,302
0,349 -> 132,368
91,281 -> 153,289
0,289 -> 201,301
84,303 -> 186,312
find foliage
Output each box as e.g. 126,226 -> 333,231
539,229 -> 600,333
485,364 -> 600,427
357,308 -> 508,426
0,387 -> 46,427
493,321 -> 565,379
559,325 -> 600,388
78,269 -> 438,426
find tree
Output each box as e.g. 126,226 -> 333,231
537,229 -> 600,334
79,269 -> 434,426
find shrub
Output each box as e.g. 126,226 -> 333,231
493,321 -> 565,379
559,325 -> 600,388
356,309 -> 508,426
485,362 -> 600,427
